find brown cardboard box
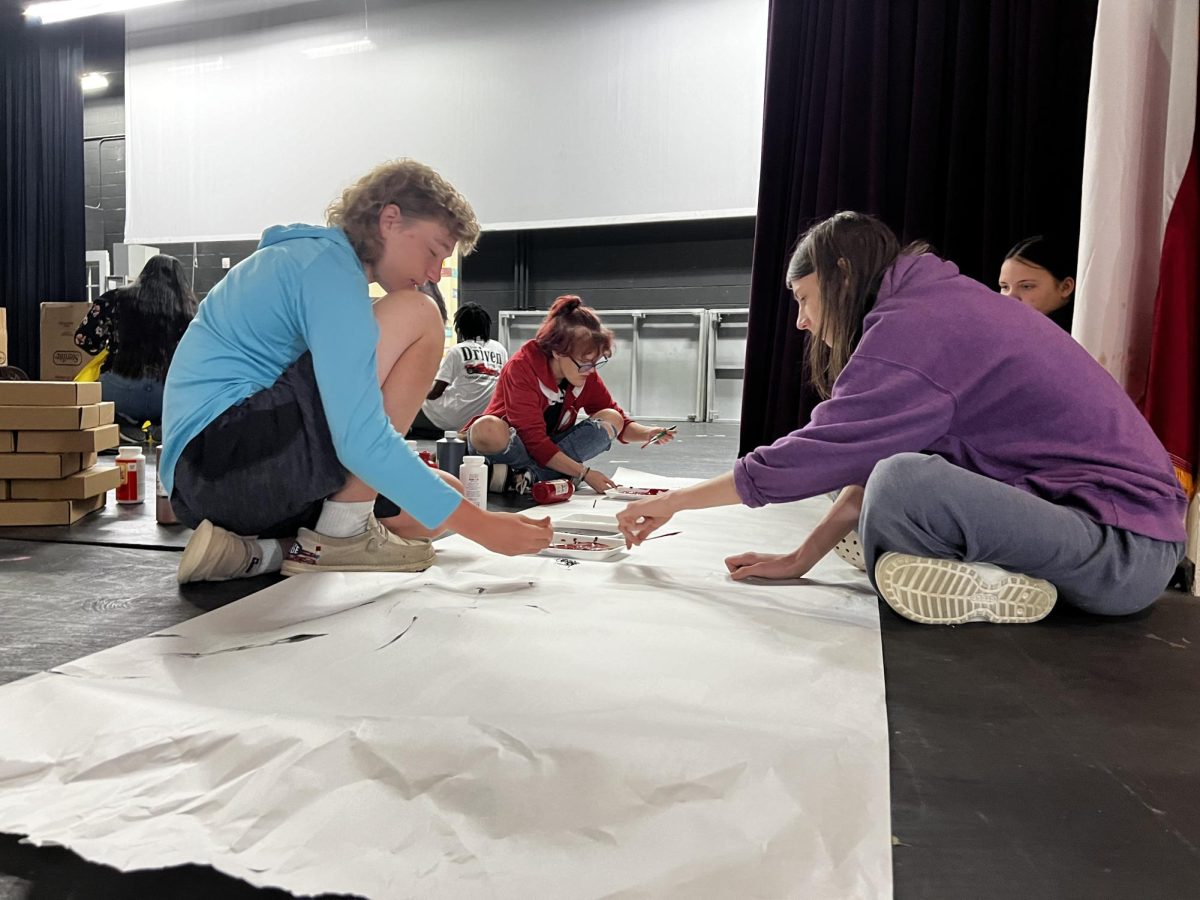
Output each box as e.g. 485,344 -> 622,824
0,453 -> 82,479
17,423 -> 119,453
0,401 -> 114,431
82,451 -> 98,469
39,301 -> 95,381
0,431 -> 12,453
0,307 -> 8,367
0,493 -> 105,526
10,464 -> 121,500
0,481 -> 7,501
0,381 -> 102,406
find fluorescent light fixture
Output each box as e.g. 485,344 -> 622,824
80,72 -> 109,91
301,38 -> 376,60
25,0 -> 185,25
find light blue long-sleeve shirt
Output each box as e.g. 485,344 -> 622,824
160,224 -> 461,529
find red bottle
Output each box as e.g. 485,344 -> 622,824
531,478 -> 575,505
418,449 -> 439,469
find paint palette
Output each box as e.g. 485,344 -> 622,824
540,531 -> 626,561
604,485 -> 670,501
555,512 -> 621,536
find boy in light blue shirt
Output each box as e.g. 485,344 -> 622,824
164,159 -> 551,582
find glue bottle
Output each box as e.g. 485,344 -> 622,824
115,445 -> 146,504
460,456 -> 487,510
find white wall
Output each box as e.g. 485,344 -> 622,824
124,0 -> 767,243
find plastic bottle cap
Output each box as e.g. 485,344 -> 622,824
462,455 -> 484,465
444,431 -> 459,439
117,445 -> 141,456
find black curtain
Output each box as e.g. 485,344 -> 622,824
740,0 -> 1099,455
0,15 -> 86,377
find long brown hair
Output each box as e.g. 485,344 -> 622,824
786,212 -> 905,397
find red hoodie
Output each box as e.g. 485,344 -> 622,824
471,340 -> 632,467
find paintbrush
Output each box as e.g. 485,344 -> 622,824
640,425 -> 677,449
641,531 -> 682,541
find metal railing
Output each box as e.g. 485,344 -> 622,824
499,307 -> 748,422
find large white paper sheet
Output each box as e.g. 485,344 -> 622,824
0,469 -> 892,898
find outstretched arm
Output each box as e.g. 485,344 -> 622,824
616,471 -> 741,545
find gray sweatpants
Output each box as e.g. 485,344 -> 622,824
858,453 -> 1185,616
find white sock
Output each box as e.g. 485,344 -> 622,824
245,538 -> 283,576
315,499 -> 375,538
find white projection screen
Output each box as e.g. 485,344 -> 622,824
124,0 -> 768,244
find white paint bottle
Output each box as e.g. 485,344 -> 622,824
460,455 -> 487,510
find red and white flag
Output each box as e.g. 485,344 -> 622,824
1076,0 -> 1198,586
1075,0 -> 1197,407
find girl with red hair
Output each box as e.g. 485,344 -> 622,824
466,295 -> 675,493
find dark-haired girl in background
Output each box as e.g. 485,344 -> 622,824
617,212 -> 1185,626
75,254 -> 197,426
998,234 -> 1076,331
465,295 -> 675,494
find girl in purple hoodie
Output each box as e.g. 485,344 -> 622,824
617,212 -> 1186,625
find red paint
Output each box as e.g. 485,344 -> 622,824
532,479 -> 575,504
116,463 -> 139,503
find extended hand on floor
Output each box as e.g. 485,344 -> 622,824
725,549 -> 815,582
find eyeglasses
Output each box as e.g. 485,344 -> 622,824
569,354 -> 610,373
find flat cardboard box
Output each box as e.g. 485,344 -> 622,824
39,301 -> 95,381
0,431 -> 11,453
0,381 -> 102,407
82,451 -> 98,469
10,465 -> 121,500
0,402 -> 114,431
0,453 -> 82,480
17,423 -> 120,453
0,481 -> 6,501
0,307 -> 7,367
0,493 -> 105,526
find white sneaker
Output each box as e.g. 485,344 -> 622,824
874,552 -> 1056,625
833,530 -> 867,571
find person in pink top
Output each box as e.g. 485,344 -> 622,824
618,212 -> 1185,626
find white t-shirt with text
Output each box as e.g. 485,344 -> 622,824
421,338 -> 509,430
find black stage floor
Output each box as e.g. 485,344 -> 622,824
1,424 -> 1197,899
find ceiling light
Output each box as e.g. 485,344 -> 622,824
80,72 -> 109,92
25,0 -> 185,25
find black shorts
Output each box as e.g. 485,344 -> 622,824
171,353 -> 402,538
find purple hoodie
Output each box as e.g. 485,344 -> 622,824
734,254 -> 1187,543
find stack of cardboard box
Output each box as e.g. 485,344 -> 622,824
40,302 -> 96,381
0,382 -> 122,525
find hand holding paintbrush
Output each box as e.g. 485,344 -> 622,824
639,424 -> 678,449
